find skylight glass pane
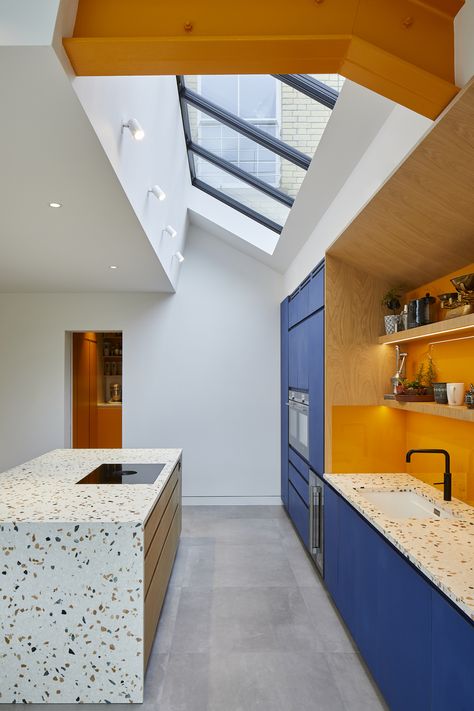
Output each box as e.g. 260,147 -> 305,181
194,155 -> 290,227
279,74 -> 344,158
184,74 -> 343,159
187,105 -> 307,198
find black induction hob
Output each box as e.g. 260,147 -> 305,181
76,463 -> 165,485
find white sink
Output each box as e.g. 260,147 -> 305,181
359,489 -> 454,520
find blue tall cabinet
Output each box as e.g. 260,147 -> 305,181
281,260 -> 324,550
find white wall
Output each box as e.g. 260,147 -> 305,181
0,226 -> 282,502
73,75 -> 191,289
283,104 -> 431,295
455,0 -> 474,86
0,0 -> 60,45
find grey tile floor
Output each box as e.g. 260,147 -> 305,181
2,506 -> 388,710
145,505 -> 388,711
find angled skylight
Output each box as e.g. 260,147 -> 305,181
177,74 -> 343,234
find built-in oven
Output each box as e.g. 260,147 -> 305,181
309,470 -> 324,575
288,389 -> 309,461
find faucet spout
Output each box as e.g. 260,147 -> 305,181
405,449 -> 452,501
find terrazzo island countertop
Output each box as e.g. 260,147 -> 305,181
325,473 -> 474,622
0,448 -> 181,704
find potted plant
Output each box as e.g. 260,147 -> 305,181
381,287 -> 403,335
395,356 -> 436,402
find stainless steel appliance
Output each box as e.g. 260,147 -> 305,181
288,389 -> 309,460
309,470 -> 324,575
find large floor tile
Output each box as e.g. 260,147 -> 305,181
170,586 -> 316,654
171,541 -> 298,588
156,651 -> 346,711
299,586 -> 357,653
326,652 -> 389,711
181,515 -> 281,546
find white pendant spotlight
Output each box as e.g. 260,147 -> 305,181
49,201 -> 62,208
148,184 -> 166,201
122,118 -> 145,141
175,251 -> 185,263
163,225 -> 177,239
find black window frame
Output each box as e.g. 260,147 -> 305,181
177,74 -> 339,234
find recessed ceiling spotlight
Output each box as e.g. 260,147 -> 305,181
122,118 -> 145,141
175,251 -> 185,263
49,201 -> 62,208
148,184 -> 166,201
163,224 -> 177,239
109,265 -> 118,270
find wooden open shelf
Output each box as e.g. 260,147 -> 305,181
382,399 -> 474,423
378,313 -> 474,345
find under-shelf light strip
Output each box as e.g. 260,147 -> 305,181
383,323 -> 474,345
428,334 -> 474,348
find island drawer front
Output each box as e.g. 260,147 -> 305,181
144,476 -> 181,596
144,503 -> 181,668
144,460 -> 181,554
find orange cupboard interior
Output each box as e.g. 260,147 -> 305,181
331,261 -> 474,506
72,331 -> 122,449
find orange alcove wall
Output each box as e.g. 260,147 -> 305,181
330,262 -> 474,507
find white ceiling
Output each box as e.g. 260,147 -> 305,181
0,45 -> 173,293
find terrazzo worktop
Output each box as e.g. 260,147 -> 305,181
0,448 -> 181,704
325,473 -> 474,622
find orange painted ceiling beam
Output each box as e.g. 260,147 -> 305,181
63,0 -> 464,119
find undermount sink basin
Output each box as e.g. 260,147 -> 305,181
359,489 -> 454,520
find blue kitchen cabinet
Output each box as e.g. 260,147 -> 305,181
324,486 -> 433,711
280,299 -> 289,510
297,318 -> 309,391
289,278 -> 311,327
308,309 -> 324,475
288,481 -> 309,547
288,320 -> 309,391
288,462 -> 309,505
288,326 -> 298,389
309,263 -> 324,313
376,535 -> 432,711
432,589 -> 474,711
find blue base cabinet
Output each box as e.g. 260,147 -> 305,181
432,590 -> 474,711
324,485 -> 474,711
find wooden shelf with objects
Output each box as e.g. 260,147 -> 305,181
378,312 -> 474,345
323,78 -> 474,506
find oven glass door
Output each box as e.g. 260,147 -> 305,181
289,402 -> 309,460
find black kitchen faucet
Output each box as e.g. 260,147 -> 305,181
405,449 -> 452,501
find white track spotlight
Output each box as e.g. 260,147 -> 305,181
163,224 -> 177,239
122,118 -> 145,141
174,251 -> 185,263
148,184 -> 166,201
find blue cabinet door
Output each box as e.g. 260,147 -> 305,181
280,299 -> 289,510
376,537 -> 432,711
432,590 -> 474,711
309,265 -> 324,313
308,309 -> 324,474
288,327 -> 298,388
323,485 -> 339,599
297,319 -> 309,391
288,482 -> 309,548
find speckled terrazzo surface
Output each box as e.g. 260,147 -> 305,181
325,473 -> 474,622
0,448 -> 182,523
0,449 -> 181,703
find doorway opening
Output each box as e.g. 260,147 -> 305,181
72,331 -> 122,448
